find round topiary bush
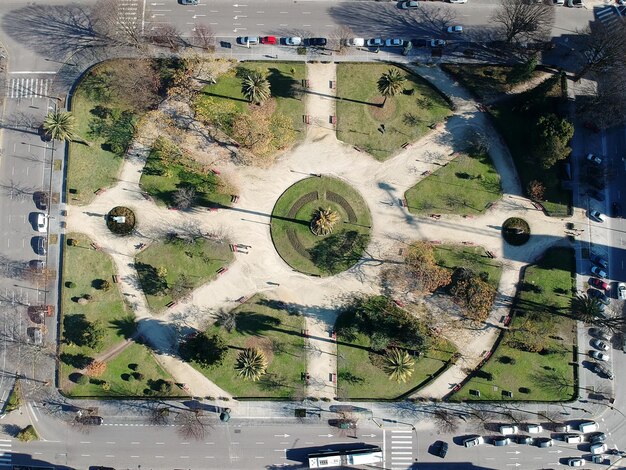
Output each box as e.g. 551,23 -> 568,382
502,217 -> 531,246
106,206 -> 136,235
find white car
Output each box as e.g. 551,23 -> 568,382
236,36 -> 259,45
401,0 -> 419,8
554,0 -> 565,4
449,0 -> 467,3
430,39 -> 447,47
348,38 -> 365,47
590,443 -> 607,455
567,459 -> 584,467
618,282 -> 626,300
592,339 -> 609,351
589,350 -> 610,362
500,425 -> 518,434
527,424 -> 542,433
447,25 -> 463,33
284,37 -> 302,46
590,210 -> 606,222
587,153 -> 602,165
36,213 -> 48,233
463,436 -> 484,447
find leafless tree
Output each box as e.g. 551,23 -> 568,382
147,404 -> 171,425
176,410 -> 211,440
465,128 -> 490,155
433,409 -> 461,433
149,24 -> 185,51
192,23 -> 215,51
575,23 -> 626,81
213,308 -> 236,333
491,0 -> 554,44
328,26 -> 355,54
92,0 -> 144,49
173,186 -> 197,210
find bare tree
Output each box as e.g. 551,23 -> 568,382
433,409 -> 461,433
149,24 -> 185,51
575,23 -> 626,81
328,26 -> 355,54
173,186 -> 197,210
213,308 -> 237,333
176,410 -> 211,440
491,0 -> 554,44
147,404 -> 171,425
192,23 -> 215,51
577,77 -> 626,130
92,0 -> 144,48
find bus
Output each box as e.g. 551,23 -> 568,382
308,446 -> 383,468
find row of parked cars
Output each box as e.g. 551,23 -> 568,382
235,36 -> 458,49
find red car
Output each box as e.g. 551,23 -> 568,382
589,277 -> 609,291
261,36 -> 277,45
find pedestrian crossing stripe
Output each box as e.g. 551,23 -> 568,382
7,78 -> 52,99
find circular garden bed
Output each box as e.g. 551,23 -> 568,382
502,217 -> 531,246
270,176 -> 372,276
106,206 -> 136,235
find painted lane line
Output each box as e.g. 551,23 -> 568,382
80,441 -> 91,444
155,442 -> 164,445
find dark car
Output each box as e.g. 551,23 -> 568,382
589,432 -> 607,444
516,435 -> 533,445
589,327 -> 611,341
34,191 -> 49,210
612,202 -> 621,218
588,189 -> 605,201
591,361 -> 614,380
588,288 -> 610,305
78,415 -> 104,425
434,440 -> 448,458
306,38 -> 327,47
536,438 -> 553,448
32,236 -> 47,256
592,255 -> 609,269
588,278 -> 609,290
28,259 -> 45,272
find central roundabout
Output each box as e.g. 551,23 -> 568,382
270,176 -> 372,276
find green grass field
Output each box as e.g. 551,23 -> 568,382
337,332 -> 457,399
434,244 -> 503,289
66,65 -> 125,205
456,247 -> 576,401
270,176 -> 372,276
135,237 -> 233,312
336,64 -> 451,161
405,154 -> 501,216
190,295 -> 306,398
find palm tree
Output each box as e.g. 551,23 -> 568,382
377,69 -> 406,108
235,348 -> 268,381
383,348 -> 414,383
43,110 -> 90,145
311,207 -> 340,236
241,70 -> 271,105
571,294 -> 604,323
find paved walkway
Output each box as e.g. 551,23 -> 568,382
65,63 -> 585,405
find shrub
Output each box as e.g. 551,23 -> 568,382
128,363 -> 139,371
133,372 -> 144,381
66,281 -> 76,288
102,382 -> 111,391
83,294 -> 93,301
16,425 -> 38,442
498,356 -> 516,365
519,387 -> 531,394
77,374 -> 89,385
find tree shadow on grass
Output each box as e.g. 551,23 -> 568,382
135,262 -> 168,296
234,311 -> 282,336
308,231 -> 368,274
110,315 -> 137,340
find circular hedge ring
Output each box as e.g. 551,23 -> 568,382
502,217 -> 531,246
270,176 -> 372,276
106,206 -> 136,235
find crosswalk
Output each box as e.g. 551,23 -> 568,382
389,429 -> 414,469
0,439 -> 11,467
7,77 -> 53,99
596,6 -> 622,28
116,0 -> 141,32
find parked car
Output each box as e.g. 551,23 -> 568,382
385,38 -> 404,47
567,459 -> 584,467
77,415 -> 104,425
35,213 -> 48,233
430,39 -> 447,47
347,38 -> 364,47
34,191 -> 48,210
32,236 -> 47,256
180,0 -> 198,4
589,350 -> 610,361
589,278 -> 609,290
588,288 -> 610,305
527,424 -> 542,433
592,339 -> 610,351
516,435 -> 533,445
463,436 -> 484,447
435,441 -> 448,458
555,424 -> 571,433
306,38 -> 327,47
236,36 -> 259,45
618,282 -> 626,300
499,425 -> 518,434
587,153 -> 602,165
537,438 -> 553,448
579,421 -> 599,433
260,36 -> 277,45
284,37 -> 302,46
590,443 -> 607,455
589,432 -> 607,444
590,328 -> 611,341
26,327 -> 42,345
447,25 -> 463,33
563,434 -> 583,443
401,0 -> 419,8
588,189 -> 605,201
493,437 -> 511,446
590,210 -> 606,222
591,266 -> 608,279
366,38 -> 384,47
29,259 -> 45,272
449,0 -> 468,3
592,255 -> 609,269
591,362 -> 614,380
568,0 -> 584,7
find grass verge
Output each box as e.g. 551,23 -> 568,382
404,153 -> 501,216
16,425 -> 38,442
190,295 -> 306,398
456,247 -> 576,401
135,236 -> 233,312
5,380 -> 21,412
433,244 -> 503,289
336,63 -> 451,161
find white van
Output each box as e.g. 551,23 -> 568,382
527,424 -> 542,433
500,425 -> 518,434
590,443 -> 607,455
579,421 -> 598,433
564,434 -> 582,443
